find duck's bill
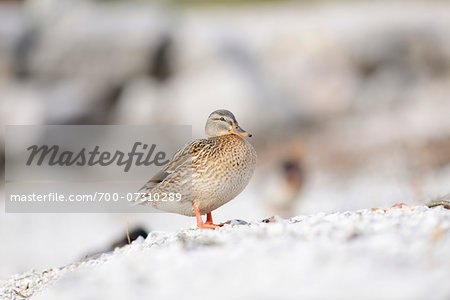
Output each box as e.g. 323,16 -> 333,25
229,124 -> 252,137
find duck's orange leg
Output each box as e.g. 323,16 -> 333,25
205,212 -> 213,225
192,203 -> 219,229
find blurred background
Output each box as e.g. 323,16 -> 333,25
1,0 -> 450,279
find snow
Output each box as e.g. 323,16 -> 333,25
1,205 -> 449,300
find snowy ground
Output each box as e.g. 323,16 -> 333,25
1,205 -> 449,300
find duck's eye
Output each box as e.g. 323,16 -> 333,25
220,117 -> 226,122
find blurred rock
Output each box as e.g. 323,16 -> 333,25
0,81 -> 47,178
42,79 -> 122,124
349,27 -> 450,108
85,226 -> 149,259
26,2 -> 172,85
0,82 -> 47,125
112,77 -> 164,125
0,3 -> 29,80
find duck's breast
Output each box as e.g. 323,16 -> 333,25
193,135 -> 257,214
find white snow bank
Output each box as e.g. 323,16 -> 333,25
1,206 -> 449,300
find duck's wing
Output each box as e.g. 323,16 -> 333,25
132,143 -> 193,206
134,139 -> 214,207
138,141 -> 194,192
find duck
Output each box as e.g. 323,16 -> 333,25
262,143 -> 305,218
139,109 -> 257,229
263,158 -> 304,218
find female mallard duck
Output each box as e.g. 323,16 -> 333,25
139,109 -> 257,229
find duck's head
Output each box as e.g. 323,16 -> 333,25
205,109 -> 252,138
